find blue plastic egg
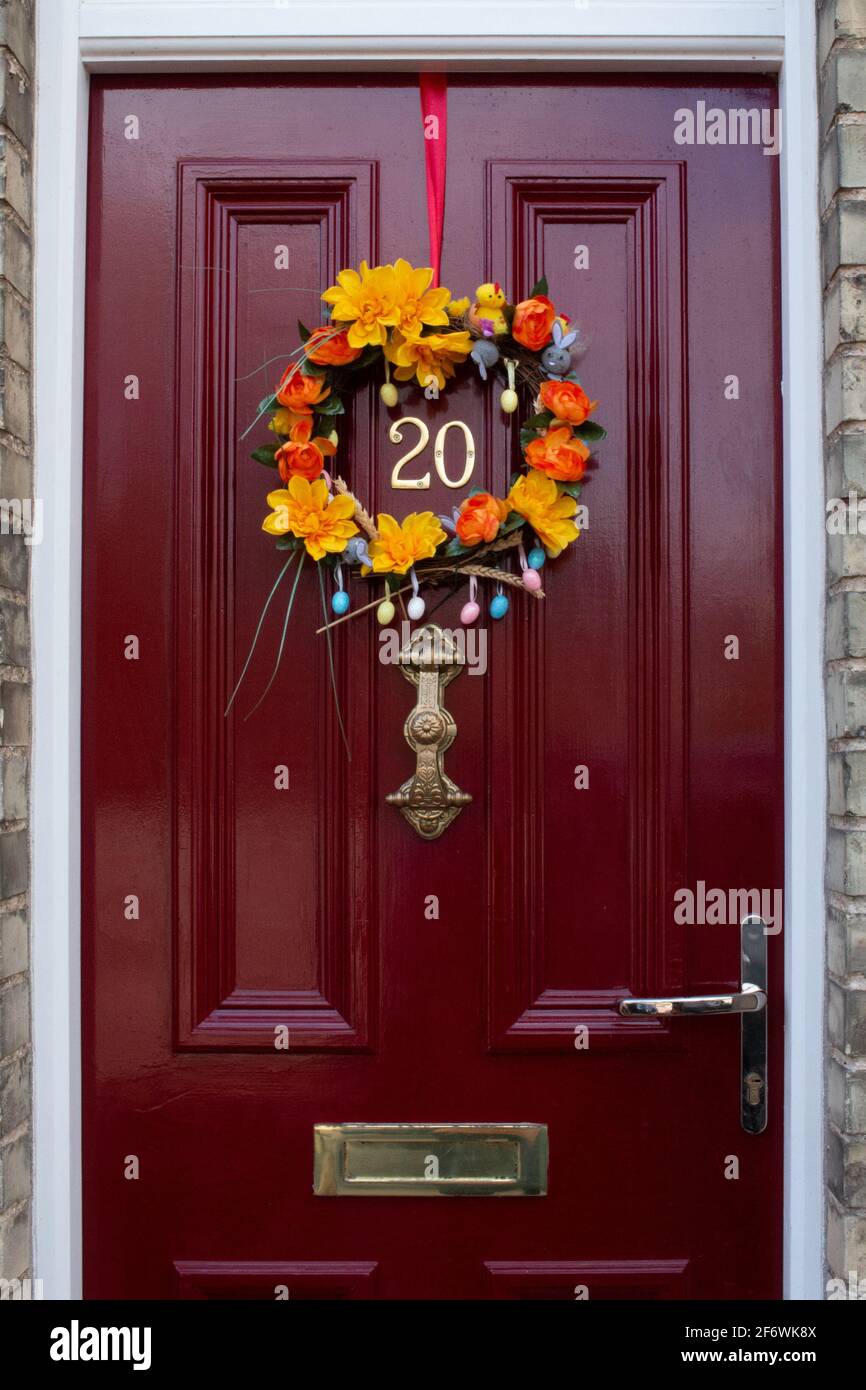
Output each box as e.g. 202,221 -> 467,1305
331,589 -> 350,615
527,547 -> 546,570
490,593 -> 510,621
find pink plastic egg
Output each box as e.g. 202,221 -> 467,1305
522,569 -> 542,591
461,600 -> 480,624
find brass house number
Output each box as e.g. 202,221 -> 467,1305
389,416 -> 476,490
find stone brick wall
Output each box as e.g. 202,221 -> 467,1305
0,0 -> 32,1291
821,0 -> 866,1292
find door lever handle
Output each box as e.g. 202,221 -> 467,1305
618,982 -> 766,1017
617,915 -> 769,1134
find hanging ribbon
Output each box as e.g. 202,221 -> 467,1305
419,73 -> 448,287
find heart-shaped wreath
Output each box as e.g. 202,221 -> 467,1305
230,259 -> 605,728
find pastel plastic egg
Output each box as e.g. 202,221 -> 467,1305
379,382 -> 398,407
407,595 -> 426,621
500,388 -> 519,414
490,593 -> 510,620
527,547 -> 546,570
460,600 -> 480,625
376,599 -> 396,625
331,590 -> 350,615
522,569 -> 542,592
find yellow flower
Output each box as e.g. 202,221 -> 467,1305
269,407 -> 303,437
507,470 -> 580,559
321,260 -> 399,349
447,296 -> 471,317
391,258 -> 451,337
384,329 -> 473,390
262,478 -> 358,561
367,511 -> 447,575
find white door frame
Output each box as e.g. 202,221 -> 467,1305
33,0 -> 825,1299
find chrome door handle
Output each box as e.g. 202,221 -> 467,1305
618,983 -> 766,1017
617,916 -> 769,1134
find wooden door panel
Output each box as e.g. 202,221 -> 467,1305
175,162 -> 378,1050
487,164 -> 687,1051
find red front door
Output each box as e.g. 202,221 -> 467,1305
83,75 -> 783,1299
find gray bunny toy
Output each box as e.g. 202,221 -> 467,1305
540,320 -> 579,379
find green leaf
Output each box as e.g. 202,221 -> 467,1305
345,345 -> 382,372
519,427 -> 537,453
499,512 -> 527,536
529,274 -> 549,299
559,481 -> 583,501
275,536 -> 298,550
444,536 -> 475,558
316,394 -> 345,416
574,421 -> 607,443
524,411 -> 554,431
257,393 -> 277,415
385,573 -> 403,593
298,321 -> 312,343
251,445 -> 279,466
300,356 -> 327,377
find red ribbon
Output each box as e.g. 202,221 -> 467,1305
419,73 -> 448,287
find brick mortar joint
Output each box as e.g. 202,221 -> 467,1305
0,434 -> 30,460
0,274 -> 32,317
0,1196 -> 29,1224
0,49 -> 31,95
830,1045 -> 866,1071
821,188 -> 866,225
0,1119 -> 28,1151
821,33 -> 866,67
828,967 -> 866,989
829,889 -> 866,914
0,969 -> 28,994
0,893 -> 28,916
0,818 -> 27,834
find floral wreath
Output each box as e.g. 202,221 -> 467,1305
230,259 -> 605,727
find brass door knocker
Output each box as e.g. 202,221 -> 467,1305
386,624 -> 472,839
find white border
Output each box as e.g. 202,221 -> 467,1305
32,0 -> 824,1300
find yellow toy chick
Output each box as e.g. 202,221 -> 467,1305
469,281 -> 509,337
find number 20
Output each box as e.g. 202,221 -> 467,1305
389,417 -> 476,490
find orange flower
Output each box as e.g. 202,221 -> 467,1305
455,492 -> 510,546
275,366 -> 331,414
304,326 -> 362,367
275,415 -> 336,483
512,294 -> 556,351
524,425 -> 590,483
539,379 -> 598,426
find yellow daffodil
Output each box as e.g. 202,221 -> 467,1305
269,407 -> 303,437
447,296 -> 471,317
384,329 -> 473,391
262,478 -> 358,561
507,471 -> 580,559
321,260 -> 399,349
390,258 -> 451,337
366,511 -> 447,575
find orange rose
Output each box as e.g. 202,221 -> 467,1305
276,416 -> 337,483
305,326 -> 363,367
524,426 -> 590,483
455,492 -> 510,546
539,379 -> 598,426
275,366 -> 331,414
511,294 -> 556,351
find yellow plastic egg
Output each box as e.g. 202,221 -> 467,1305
500,388 -> 519,414
380,382 -> 398,407
377,599 -> 396,625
